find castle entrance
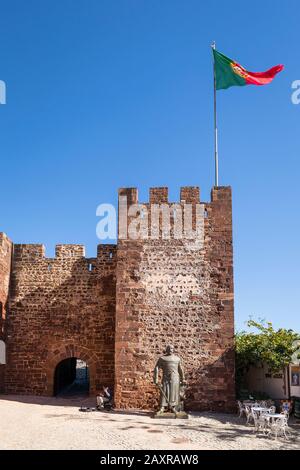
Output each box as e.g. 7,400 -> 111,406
53,358 -> 89,396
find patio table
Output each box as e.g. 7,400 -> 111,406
252,407 -> 270,413
262,413 -> 285,424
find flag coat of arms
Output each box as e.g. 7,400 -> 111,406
213,49 -> 284,90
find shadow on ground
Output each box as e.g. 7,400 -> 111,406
1,395 -> 299,449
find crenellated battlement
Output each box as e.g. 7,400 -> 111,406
118,185 -> 231,205
180,186 -> 200,204
0,232 -> 12,250
0,233 -> 13,360
12,243 -> 116,262
13,244 -> 46,261
55,245 -> 85,259
211,185 -> 232,202
117,186 -> 232,241
149,187 -> 169,204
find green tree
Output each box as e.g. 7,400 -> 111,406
235,320 -> 300,391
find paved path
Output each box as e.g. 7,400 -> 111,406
0,395 -> 299,450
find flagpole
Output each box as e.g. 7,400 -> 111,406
211,41 -> 219,187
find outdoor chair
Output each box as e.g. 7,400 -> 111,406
266,416 -> 291,441
281,409 -> 290,421
252,410 -> 268,435
245,405 -> 254,425
237,401 -> 245,418
266,400 -> 275,408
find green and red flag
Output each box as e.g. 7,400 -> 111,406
213,49 -> 284,90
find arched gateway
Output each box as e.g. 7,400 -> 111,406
53,358 -> 89,396
45,344 -> 97,396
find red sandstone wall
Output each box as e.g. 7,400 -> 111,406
0,233 -> 13,392
114,187 -> 235,412
5,243 -> 116,396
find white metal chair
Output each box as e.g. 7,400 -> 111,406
237,401 -> 245,418
267,415 -> 291,440
252,410 -> 268,435
251,409 -> 260,432
281,409 -> 290,422
266,400 -> 275,408
245,405 -> 254,425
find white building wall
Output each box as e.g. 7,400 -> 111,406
245,364 -> 288,399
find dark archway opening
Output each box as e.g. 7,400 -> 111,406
53,358 -> 89,396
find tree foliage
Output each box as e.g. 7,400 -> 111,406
235,320 -> 300,384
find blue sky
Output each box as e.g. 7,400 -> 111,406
0,0 -> 299,331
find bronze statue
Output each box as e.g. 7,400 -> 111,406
153,345 -> 187,418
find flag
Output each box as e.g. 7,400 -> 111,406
213,49 -> 284,90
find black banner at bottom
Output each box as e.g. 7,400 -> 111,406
0,449 -> 297,465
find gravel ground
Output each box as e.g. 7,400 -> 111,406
0,395 -> 299,450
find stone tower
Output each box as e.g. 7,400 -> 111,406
114,186 -> 235,411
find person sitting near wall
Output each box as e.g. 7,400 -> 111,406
280,399 -> 293,415
96,386 -> 113,410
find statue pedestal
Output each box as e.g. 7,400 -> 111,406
152,411 -> 189,419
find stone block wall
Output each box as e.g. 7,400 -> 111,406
0,233 -> 12,392
0,185 -> 235,409
4,243 -> 116,395
114,186 -> 235,411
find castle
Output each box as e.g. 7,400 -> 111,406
0,186 -> 235,411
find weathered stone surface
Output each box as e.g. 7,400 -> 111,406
114,186 -> 235,412
0,233 -> 12,392
4,243 -> 116,395
0,186 -> 235,411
